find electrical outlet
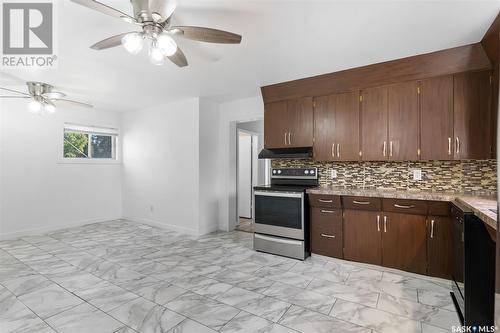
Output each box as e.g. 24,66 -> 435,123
412,169 -> 422,181
331,169 -> 337,179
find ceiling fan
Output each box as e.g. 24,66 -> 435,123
0,82 -> 93,114
70,0 -> 242,67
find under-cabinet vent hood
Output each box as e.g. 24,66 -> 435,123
258,147 -> 313,159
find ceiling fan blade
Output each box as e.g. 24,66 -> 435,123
70,0 -> 136,22
0,86 -> 29,96
0,96 -> 30,99
171,26 -> 242,44
167,47 -> 188,67
91,32 -> 133,50
56,99 -> 94,108
150,0 -> 176,22
42,91 -> 66,100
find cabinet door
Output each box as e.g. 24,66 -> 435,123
361,86 -> 388,161
287,97 -> 313,148
420,76 -> 454,160
343,210 -> 382,265
264,101 -> 288,148
427,216 -> 453,279
335,91 -> 360,161
311,208 -> 343,258
454,70 -> 492,159
382,212 -> 427,274
388,81 -> 420,161
313,95 -> 336,161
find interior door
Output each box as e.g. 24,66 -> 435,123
387,81 -> 419,161
238,133 -> 252,218
382,212 -> 427,274
343,210 -> 382,265
427,216 -> 454,279
420,75 -> 454,160
453,70 -> 492,159
360,86 -> 388,161
313,95 -> 336,161
335,91 -> 360,161
287,97 -> 313,148
264,101 -> 288,148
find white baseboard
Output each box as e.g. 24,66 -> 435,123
123,216 -> 200,237
0,216 -> 122,240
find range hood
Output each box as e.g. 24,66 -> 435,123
258,147 -> 313,159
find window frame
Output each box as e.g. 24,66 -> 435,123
60,123 -> 121,164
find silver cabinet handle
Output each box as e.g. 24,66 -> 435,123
337,143 -> 340,158
448,137 -> 452,155
377,215 -> 381,232
389,141 -> 393,157
394,204 -> 415,209
331,143 -> 335,158
321,234 -> 336,239
384,216 -> 387,233
288,132 -> 292,145
383,141 -> 387,157
320,209 -> 335,214
318,199 -> 333,203
430,219 -> 435,239
455,137 -> 460,154
284,132 -> 287,145
353,200 -> 370,205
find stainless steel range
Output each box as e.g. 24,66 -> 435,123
253,168 -> 318,260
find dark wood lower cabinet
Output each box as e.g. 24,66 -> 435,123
343,210 -> 382,265
427,216 -> 453,279
310,208 -> 343,258
382,212 -> 427,275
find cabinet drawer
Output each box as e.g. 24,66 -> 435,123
342,196 -> 381,211
309,194 -> 342,208
311,208 -> 343,258
382,199 -> 428,215
428,201 -> 451,216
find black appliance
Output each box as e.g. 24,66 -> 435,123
258,147 -> 313,160
253,168 -> 318,260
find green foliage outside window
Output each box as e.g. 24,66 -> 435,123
64,132 -> 89,158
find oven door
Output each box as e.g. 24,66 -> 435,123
254,191 -> 304,240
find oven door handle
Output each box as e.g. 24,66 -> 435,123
254,233 -> 303,245
254,191 -> 303,198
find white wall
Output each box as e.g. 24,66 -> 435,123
121,98 -> 201,235
218,95 -> 264,231
0,99 -> 122,239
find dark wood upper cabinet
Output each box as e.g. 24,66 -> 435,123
264,101 -> 288,149
313,92 -> 360,161
387,81 -> 420,161
287,97 -> 313,148
343,210 -> 382,265
427,215 -> 454,279
382,212 -> 428,275
420,75 -> 454,160
453,70 -> 492,160
360,86 -> 388,161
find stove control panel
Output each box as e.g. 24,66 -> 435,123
271,168 -> 318,179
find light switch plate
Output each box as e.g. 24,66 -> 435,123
413,169 -> 422,181
331,169 -> 337,179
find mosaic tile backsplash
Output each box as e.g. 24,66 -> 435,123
272,159 -> 498,194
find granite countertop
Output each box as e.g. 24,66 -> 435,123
307,186 -> 498,230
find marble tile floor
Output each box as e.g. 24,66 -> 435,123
0,220 -> 461,333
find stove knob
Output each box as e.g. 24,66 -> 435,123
304,170 -> 309,174
310,170 -> 315,175
277,170 -> 282,174
272,170 -> 277,174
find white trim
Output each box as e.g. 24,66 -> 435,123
58,158 -> 121,165
123,216 -> 200,237
0,216 -> 121,240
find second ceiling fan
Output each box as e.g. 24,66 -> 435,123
71,0 -> 242,67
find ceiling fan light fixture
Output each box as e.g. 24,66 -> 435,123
44,102 -> 56,114
149,42 -> 166,66
157,33 -> 177,57
28,99 -> 42,114
122,32 -> 144,55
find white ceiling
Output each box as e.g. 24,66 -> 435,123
2,0 -> 499,112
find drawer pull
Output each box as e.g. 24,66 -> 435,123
321,234 -> 336,239
353,200 -> 370,205
318,199 -> 333,203
394,204 -> 415,209
320,210 -> 335,214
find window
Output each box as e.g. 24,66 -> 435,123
63,124 -> 118,160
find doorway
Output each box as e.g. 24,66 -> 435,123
236,129 -> 258,232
